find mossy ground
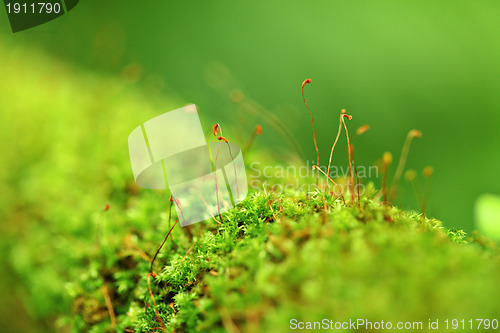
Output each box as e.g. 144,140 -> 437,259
1,43 -> 499,333
59,187 -> 499,333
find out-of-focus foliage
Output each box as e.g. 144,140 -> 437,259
475,194 -> 500,241
0,41 -> 181,332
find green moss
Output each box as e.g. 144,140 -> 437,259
55,189 -> 498,333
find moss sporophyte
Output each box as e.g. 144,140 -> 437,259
69,80 -> 499,333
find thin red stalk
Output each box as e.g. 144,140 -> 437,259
327,113 -> 343,190
149,201 -> 180,274
301,78 -> 319,186
341,112 -> 354,202
213,123 -> 239,218
389,129 -> 421,202
198,192 -> 222,225
147,273 -> 166,332
213,140 -> 223,222
147,199 -> 182,333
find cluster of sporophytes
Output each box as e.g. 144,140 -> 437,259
1,45 -> 498,333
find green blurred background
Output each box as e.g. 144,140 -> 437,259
2,1 -> 500,242
1,1 -> 500,332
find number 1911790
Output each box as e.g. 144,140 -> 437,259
6,2 -> 61,14
444,319 -> 498,330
